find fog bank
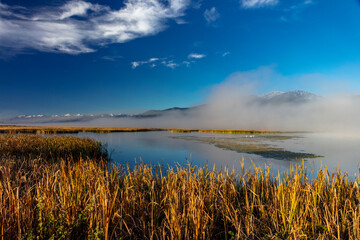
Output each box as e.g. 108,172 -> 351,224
9,66 -> 360,134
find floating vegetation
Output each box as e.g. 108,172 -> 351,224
260,135 -> 296,140
169,128 -> 288,134
175,135 -> 322,160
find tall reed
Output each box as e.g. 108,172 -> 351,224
0,134 -> 108,161
1,135 -> 360,239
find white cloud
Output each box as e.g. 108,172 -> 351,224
222,51 -> 230,57
0,0 -> 190,54
162,60 -> 178,69
188,53 -> 206,59
131,57 -> 200,69
131,53 -> 206,69
131,57 -> 167,69
204,7 -> 220,23
101,55 -> 122,61
240,0 -> 279,8
192,0 -> 203,9
58,1 -> 98,20
174,18 -> 187,24
183,61 -> 190,67
131,61 -> 142,69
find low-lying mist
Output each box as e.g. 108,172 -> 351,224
85,67 -> 360,134
10,66 -> 360,134
84,93 -> 360,133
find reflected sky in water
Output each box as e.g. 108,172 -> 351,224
77,131 -> 360,177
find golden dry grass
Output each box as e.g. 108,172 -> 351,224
0,126 -> 287,135
1,135 -> 359,239
0,135 -> 108,161
0,126 -> 161,134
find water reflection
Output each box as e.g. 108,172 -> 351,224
77,131 -> 360,177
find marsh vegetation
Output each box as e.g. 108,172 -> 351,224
0,126 -> 288,135
1,134 -> 360,239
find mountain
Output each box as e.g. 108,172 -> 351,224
5,113 -> 130,124
134,106 -> 203,118
257,90 -> 320,104
135,107 -> 189,118
135,91 -> 320,119
259,91 -> 285,100
2,91 -> 320,124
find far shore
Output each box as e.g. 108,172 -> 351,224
0,125 -> 298,134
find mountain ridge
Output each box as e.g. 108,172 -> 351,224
2,90 -> 320,124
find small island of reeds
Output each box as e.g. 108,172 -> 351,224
1,134 -> 359,239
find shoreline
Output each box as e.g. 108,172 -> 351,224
0,125 -> 300,134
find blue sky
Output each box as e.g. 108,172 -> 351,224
1,0 -> 360,117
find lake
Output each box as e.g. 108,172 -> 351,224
76,131 -> 360,177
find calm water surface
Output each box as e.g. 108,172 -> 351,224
76,131 -> 360,177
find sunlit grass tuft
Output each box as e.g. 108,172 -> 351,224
0,134 -> 108,161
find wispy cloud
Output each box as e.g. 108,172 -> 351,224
279,0 -> 316,22
222,51 -> 230,57
131,57 -> 168,69
0,0 -> 190,55
188,53 -> 206,59
101,55 -> 122,61
183,61 -> 191,67
204,7 -> 220,23
131,53 -> 206,69
131,60 -> 150,69
288,0 -> 315,10
192,0 -> 204,9
131,58 -> 180,69
131,62 -> 140,69
240,0 -> 279,8
161,60 -> 178,69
